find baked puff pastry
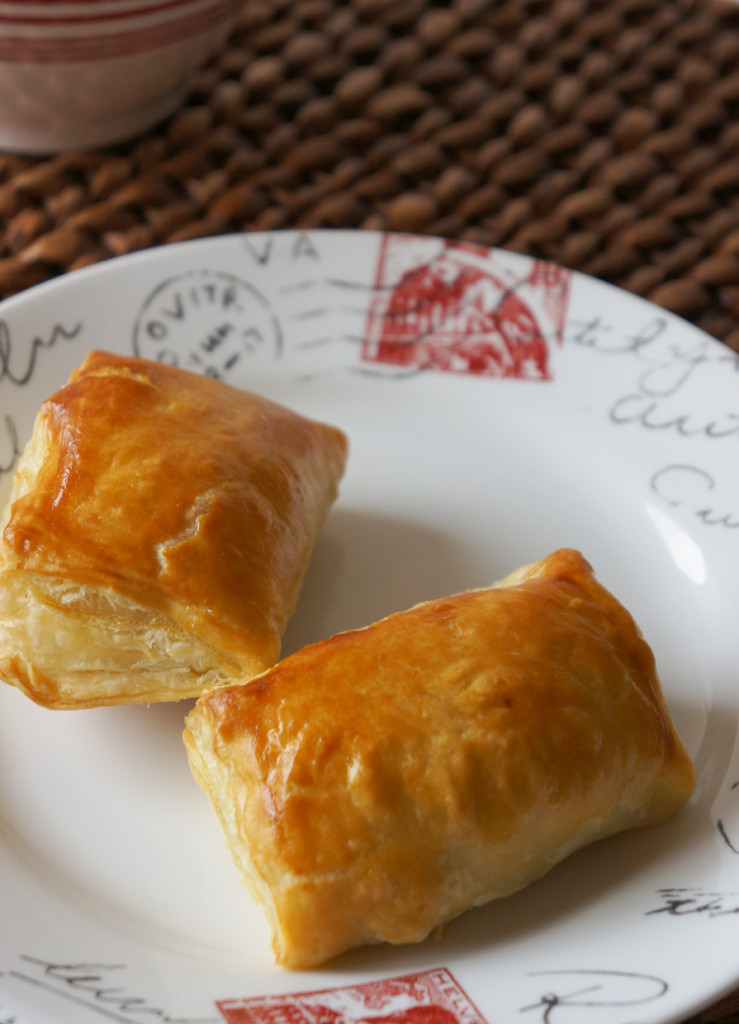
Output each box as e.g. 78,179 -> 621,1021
184,548 -> 694,968
0,350 -> 347,709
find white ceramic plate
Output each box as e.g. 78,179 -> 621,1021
1,230 -> 738,1024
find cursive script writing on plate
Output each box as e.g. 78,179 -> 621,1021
0,320 -> 81,388
646,887 -> 739,918
0,415 -> 20,477
520,969 -> 668,1024
0,318 -> 82,478
6,956 -> 220,1024
567,312 -> 739,534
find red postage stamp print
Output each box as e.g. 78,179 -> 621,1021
216,968 -> 488,1024
363,235 -> 572,380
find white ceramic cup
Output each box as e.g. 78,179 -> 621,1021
0,0 -> 244,153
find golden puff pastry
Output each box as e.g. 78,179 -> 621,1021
183,548 -> 694,968
0,350 -> 347,709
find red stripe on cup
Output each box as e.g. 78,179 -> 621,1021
0,0 -> 240,60
0,0 -> 198,26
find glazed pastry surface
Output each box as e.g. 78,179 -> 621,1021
184,548 -> 695,968
0,350 -> 347,708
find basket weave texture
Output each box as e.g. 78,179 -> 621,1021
0,0 -> 738,352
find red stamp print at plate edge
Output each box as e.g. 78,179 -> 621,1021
363,235 -> 572,380
216,968 -> 489,1024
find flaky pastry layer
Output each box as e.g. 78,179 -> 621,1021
0,350 -> 347,708
184,548 -> 695,968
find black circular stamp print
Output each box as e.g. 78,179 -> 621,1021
133,269 -> 283,379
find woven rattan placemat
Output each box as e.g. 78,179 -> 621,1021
0,0 -> 738,354
1,2 -> 738,1020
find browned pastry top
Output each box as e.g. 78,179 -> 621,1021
1,350 -> 347,696
186,548 -> 694,967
